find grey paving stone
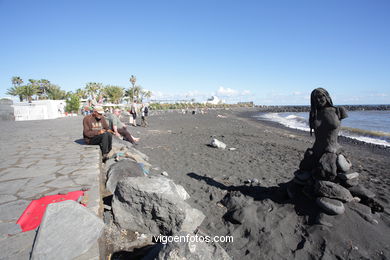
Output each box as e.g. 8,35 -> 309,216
0,222 -> 22,238
0,230 -> 35,259
26,174 -> 56,188
0,194 -> 17,204
77,163 -> 100,170
26,165 -> 64,176
0,179 -> 29,194
72,174 -> 98,186
19,158 -> 40,165
17,186 -> 51,200
57,165 -> 82,175
17,162 -> 38,168
72,169 -> 99,176
46,176 -> 76,188
0,159 -> 21,168
31,200 -> 104,260
0,200 -> 30,221
0,168 -> 24,181
1,117 -> 103,259
32,161 -> 59,168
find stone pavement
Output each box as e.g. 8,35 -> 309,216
0,116 -> 102,259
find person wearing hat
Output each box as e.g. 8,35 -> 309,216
83,106 -> 113,162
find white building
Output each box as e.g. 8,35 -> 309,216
205,96 -> 225,105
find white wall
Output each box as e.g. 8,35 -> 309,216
12,100 -> 66,121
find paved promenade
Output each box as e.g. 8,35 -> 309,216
0,116 -> 102,259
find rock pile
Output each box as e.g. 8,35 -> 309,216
102,141 -> 226,258
290,152 -> 369,216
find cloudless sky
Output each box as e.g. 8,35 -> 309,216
1,0 -> 389,105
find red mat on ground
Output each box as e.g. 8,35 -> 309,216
16,190 -> 85,232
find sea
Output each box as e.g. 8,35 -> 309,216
254,110 -> 390,147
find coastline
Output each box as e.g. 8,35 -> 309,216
237,108 -> 390,156
254,104 -> 390,113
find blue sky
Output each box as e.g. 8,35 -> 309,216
0,0 -> 389,105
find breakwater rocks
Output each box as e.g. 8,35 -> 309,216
255,104 -> 390,113
101,137 -> 230,259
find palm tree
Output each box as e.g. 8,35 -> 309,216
75,88 -> 87,99
124,88 -> 134,104
140,89 -> 152,102
27,79 -> 40,100
85,82 -> 103,101
46,85 -> 67,100
21,84 -> 38,103
6,86 -> 24,101
130,75 -> 137,89
10,76 -> 24,101
125,85 -> 141,103
129,75 -> 137,102
37,79 -> 51,99
102,85 -> 124,104
12,76 -> 23,87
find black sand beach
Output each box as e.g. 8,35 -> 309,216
132,108 -> 390,259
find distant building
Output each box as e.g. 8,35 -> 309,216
206,96 -> 225,105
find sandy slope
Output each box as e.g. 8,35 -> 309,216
132,108 -> 390,259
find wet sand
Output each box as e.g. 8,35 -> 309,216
132,108 -> 390,259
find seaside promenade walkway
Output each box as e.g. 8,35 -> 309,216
0,116 -> 102,259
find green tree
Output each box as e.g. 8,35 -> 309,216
124,88 -> 134,103
37,79 -> 51,99
10,76 -> 24,101
12,76 -> 23,87
129,75 -> 137,102
65,93 -> 80,113
140,89 -> 152,102
75,88 -> 87,99
21,84 -> 39,103
125,86 -> 141,103
85,82 -> 103,101
46,84 -> 67,100
6,86 -> 24,101
102,85 -> 124,104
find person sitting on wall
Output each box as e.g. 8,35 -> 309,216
106,109 -> 140,144
83,106 -> 113,162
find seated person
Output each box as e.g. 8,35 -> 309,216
83,106 -> 113,162
106,109 -> 140,144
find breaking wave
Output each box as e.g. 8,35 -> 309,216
254,112 -> 390,147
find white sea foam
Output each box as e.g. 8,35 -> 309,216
255,112 -> 390,147
254,113 -> 310,132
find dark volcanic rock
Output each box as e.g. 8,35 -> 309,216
106,159 -> 145,193
348,185 -> 376,199
316,197 -> 345,215
336,154 -> 352,173
315,180 -> 354,202
319,153 -> 338,180
112,176 -> 204,235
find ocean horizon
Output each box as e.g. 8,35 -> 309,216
254,110 -> 390,147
